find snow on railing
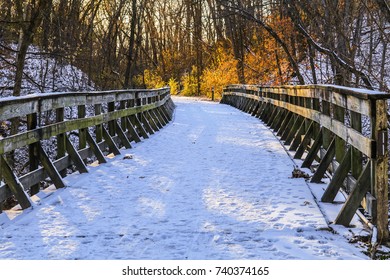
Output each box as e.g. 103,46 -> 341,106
222,84 -> 389,243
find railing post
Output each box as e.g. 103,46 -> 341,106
95,104 -> 103,143
372,98 -> 389,242
333,94 -> 346,163
78,105 -> 87,149
56,108 -> 66,177
27,112 -> 40,193
108,101 -> 116,137
321,88 -> 331,149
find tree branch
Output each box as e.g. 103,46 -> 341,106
220,1 -> 305,85
283,0 -> 374,89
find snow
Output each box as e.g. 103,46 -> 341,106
0,97 -> 369,260
0,43 -> 94,98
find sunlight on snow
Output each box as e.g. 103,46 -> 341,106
79,204 -> 101,222
187,125 -> 205,143
39,205 -> 78,258
132,155 -> 150,167
138,197 -> 166,218
215,135 -> 286,155
149,175 -> 174,193
201,221 -> 249,258
202,188 -> 268,223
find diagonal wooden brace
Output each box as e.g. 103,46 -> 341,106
65,134 -> 88,174
0,155 -> 31,209
37,142 -> 66,189
335,160 -> 371,226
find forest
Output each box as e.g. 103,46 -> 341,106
0,0 -> 389,100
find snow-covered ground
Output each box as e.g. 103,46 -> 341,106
0,97 -> 368,260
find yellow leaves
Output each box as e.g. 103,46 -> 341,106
134,69 -> 165,89
168,77 -> 179,95
181,66 -> 198,96
200,48 -> 239,100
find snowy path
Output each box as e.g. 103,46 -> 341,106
0,97 -> 367,260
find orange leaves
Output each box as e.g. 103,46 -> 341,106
200,47 -> 239,100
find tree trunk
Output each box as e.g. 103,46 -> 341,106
124,0 -> 138,88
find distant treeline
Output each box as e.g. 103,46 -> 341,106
0,0 -> 389,99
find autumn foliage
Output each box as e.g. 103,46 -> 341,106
1,0 -> 388,98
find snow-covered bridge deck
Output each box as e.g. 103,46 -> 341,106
0,97 -> 367,259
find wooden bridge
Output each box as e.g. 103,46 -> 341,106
0,84 -> 389,249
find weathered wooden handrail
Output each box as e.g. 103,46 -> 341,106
221,84 -> 389,243
0,87 -> 175,216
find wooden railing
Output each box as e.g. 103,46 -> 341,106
221,84 -> 389,242
0,87 -> 174,214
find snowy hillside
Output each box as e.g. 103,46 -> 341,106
0,42 -> 94,98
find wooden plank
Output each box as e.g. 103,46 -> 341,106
142,111 -> 155,133
372,99 -> 389,241
350,111 -> 363,178
346,95 -> 371,116
65,134 -> 88,174
251,101 -> 260,117
294,121 -> 314,159
280,114 -> 296,141
108,102 -> 116,136
301,129 -> 323,169
94,104 -> 103,143
266,105 -> 277,125
333,104 -> 345,162
289,117 -> 307,151
161,103 -> 172,121
115,121 -> 132,149
260,102 -> 271,121
277,111 -> 292,136
311,138 -> 336,183
272,108 -> 286,131
146,111 -> 160,131
0,88 -> 168,120
285,116 -> 304,145
335,161 -> 371,226
126,117 -> 142,143
78,105 -> 87,149
151,109 -> 164,128
120,101 -> 127,131
244,98 -> 253,113
269,107 -> 283,130
249,99 -> 258,114
37,143 -> 66,189
56,109 -> 65,156
226,93 -> 374,157
86,130 -> 107,164
132,115 -> 149,139
28,112 -> 40,194
240,97 -> 249,111
255,101 -> 267,119
0,156 -> 31,209
157,107 -> 169,124
0,100 -> 170,154
154,108 -> 168,126
224,84 -> 389,104
321,147 -> 351,202
0,136 -> 126,202
102,126 -> 121,155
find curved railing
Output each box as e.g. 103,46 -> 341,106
222,84 -> 389,242
0,87 -> 174,214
